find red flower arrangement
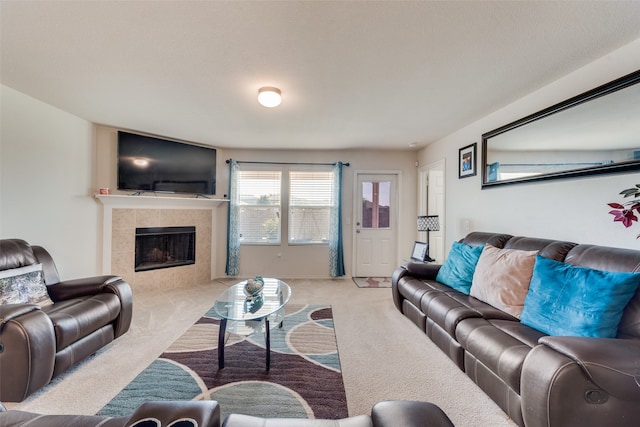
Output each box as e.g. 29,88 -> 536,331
608,185 -> 640,238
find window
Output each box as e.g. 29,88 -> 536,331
236,170 -> 281,244
361,180 -> 391,228
235,167 -> 334,245
289,170 -> 333,244
227,161 -> 344,276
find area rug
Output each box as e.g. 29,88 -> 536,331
97,304 -> 346,420
352,277 -> 392,288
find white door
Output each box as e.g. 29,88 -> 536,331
427,166 -> 445,263
354,173 -> 398,277
419,160 -> 445,263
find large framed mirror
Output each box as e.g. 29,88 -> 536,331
481,70 -> 640,188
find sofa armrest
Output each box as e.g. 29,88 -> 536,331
391,263 -> 443,311
404,262 -> 441,280
47,275 -> 125,302
126,401 -> 221,427
0,304 -> 55,402
539,336 -> 640,399
104,277 -> 134,338
47,275 -> 133,338
371,401 -> 454,427
0,303 -> 41,325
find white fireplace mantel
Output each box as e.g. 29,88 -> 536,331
95,194 -> 227,276
95,194 -> 228,209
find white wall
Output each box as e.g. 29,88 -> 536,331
0,85 -> 100,278
218,148 -> 418,278
94,126 -> 418,278
419,38 -> 640,251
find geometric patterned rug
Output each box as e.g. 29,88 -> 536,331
97,304 -> 347,421
352,277 -> 392,288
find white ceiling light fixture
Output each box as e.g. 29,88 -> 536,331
258,86 -> 282,108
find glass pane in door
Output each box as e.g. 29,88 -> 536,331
361,181 -> 391,228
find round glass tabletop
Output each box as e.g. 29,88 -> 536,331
213,278 -> 291,322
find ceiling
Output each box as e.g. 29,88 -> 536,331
2,1 -> 639,151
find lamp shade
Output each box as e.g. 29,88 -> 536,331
258,87 -> 282,108
417,215 -> 440,232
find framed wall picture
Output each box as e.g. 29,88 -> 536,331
411,241 -> 428,262
459,143 -> 477,178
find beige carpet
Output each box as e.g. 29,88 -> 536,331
6,278 -> 516,427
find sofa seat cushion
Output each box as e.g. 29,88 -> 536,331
420,292 -> 481,336
456,317 -> 544,392
419,290 -> 519,337
43,293 -> 121,350
446,292 -> 518,321
397,277 -> 444,307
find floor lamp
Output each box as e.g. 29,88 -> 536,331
417,215 -> 440,262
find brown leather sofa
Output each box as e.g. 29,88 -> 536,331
0,400 -> 453,427
0,239 -> 133,402
0,400 -> 220,427
392,232 -> 640,427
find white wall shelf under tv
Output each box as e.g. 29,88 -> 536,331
94,194 -> 229,209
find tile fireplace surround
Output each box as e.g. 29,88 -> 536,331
96,195 -> 226,290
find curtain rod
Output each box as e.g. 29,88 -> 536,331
226,159 -> 350,167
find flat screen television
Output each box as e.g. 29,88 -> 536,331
117,131 -> 216,195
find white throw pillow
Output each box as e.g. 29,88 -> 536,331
470,245 -> 538,318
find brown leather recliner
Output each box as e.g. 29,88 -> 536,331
0,239 -> 133,402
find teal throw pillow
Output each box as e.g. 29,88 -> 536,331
520,255 -> 640,338
436,242 -> 485,294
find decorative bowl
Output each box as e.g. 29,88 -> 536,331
244,277 -> 264,297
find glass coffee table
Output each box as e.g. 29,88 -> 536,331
213,278 -> 291,370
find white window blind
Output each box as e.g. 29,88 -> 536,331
237,170 -> 281,244
289,170 -> 333,244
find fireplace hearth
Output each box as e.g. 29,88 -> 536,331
135,226 -> 195,272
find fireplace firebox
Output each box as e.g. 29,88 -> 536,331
135,226 -> 195,272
